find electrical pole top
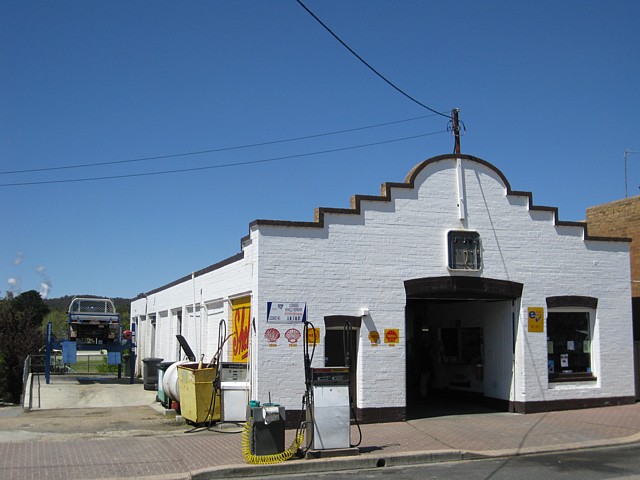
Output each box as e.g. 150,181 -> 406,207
451,108 -> 461,155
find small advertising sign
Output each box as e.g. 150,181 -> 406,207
384,329 -> 400,345
527,307 -> 544,333
267,302 -> 307,323
307,327 -> 320,345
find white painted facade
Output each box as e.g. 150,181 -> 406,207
131,155 -> 634,420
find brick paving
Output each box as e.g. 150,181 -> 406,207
2,403 -> 640,479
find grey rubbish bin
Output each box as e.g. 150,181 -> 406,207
142,357 -> 163,391
157,361 -> 174,407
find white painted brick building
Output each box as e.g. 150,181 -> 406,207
131,154 -> 634,422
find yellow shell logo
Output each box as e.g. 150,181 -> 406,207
368,331 -> 380,343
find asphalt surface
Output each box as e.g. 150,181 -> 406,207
1,374 -> 640,479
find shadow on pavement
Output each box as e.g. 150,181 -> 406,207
407,394 -> 501,419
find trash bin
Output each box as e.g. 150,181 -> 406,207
142,357 -> 163,391
157,361 -> 174,407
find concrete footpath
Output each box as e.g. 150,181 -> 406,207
2,376 -> 640,479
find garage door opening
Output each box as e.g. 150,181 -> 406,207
405,276 -> 522,419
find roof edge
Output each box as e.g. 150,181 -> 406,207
250,153 -> 630,243
139,251 -> 244,298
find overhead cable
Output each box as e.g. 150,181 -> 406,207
0,130 -> 447,187
296,0 -> 451,119
0,114 -> 438,176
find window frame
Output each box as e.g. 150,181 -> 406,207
546,305 -> 596,383
447,230 -> 482,271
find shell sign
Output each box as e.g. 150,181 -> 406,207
264,327 -> 280,345
307,327 -> 320,345
384,329 -> 400,344
284,328 -> 301,344
232,298 -> 251,362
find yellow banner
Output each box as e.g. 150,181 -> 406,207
232,298 -> 251,362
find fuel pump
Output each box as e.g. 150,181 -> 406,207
303,320 -> 361,453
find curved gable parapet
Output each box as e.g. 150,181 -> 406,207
250,154 -> 630,243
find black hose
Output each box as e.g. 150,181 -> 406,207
301,321 -> 317,454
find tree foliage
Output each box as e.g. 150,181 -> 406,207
0,290 -> 49,404
44,310 -> 68,341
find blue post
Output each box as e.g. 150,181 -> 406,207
45,322 -> 52,384
117,326 -> 123,379
130,322 -> 136,385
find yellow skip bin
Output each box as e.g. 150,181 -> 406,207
177,363 -> 221,424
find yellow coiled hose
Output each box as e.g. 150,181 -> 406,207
241,416 -> 305,464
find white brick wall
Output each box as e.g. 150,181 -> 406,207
131,155 -> 634,413
131,249 -> 257,375
252,157 -> 633,409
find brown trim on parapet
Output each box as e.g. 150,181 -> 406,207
250,154 -> 629,244
140,252 -> 244,297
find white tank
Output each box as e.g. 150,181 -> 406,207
162,360 -> 189,402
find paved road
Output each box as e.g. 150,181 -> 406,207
4,373 -> 640,480
250,444 -> 640,480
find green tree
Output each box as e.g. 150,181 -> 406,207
120,310 -> 130,331
0,290 -> 49,403
43,310 -> 68,341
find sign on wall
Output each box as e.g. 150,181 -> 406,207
527,307 -> 545,333
307,327 -> 320,345
264,326 -> 319,348
266,302 -> 307,323
232,297 -> 251,362
384,329 -> 400,345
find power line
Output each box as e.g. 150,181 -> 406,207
0,129 -> 447,187
0,114 -> 438,176
296,0 -> 451,119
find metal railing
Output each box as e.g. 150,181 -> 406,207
22,355 -> 47,410
26,353 -> 121,375
21,352 -> 127,410
65,353 -> 121,374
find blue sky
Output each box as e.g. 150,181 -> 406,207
2,1 -> 639,299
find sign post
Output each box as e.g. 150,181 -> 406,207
45,321 -> 52,384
